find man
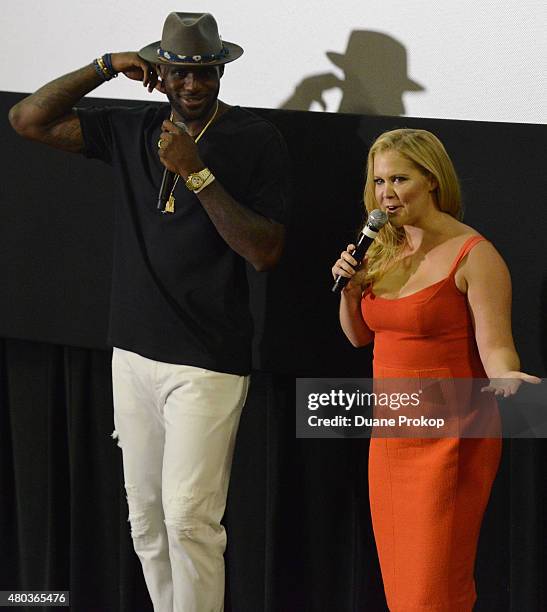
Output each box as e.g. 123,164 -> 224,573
9,12 -> 289,612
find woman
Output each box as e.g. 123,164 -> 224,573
331,129 -> 539,611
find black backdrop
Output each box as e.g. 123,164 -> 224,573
1,91 -> 546,611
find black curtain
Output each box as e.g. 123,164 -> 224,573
1,92 -> 546,611
1,339 -> 546,611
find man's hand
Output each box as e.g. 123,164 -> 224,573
110,52 -> 160,93
158,119 -> 204,176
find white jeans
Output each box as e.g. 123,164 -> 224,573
111,348 -> 249,612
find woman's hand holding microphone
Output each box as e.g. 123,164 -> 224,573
331,244 -> 367,296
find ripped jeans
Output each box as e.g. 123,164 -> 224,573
111,348 -> 249,612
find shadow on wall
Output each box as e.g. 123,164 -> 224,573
280,30 -> 424,116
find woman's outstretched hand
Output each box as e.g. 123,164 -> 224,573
481,371 -> 542,397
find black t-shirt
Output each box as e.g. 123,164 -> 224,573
76,103 -> 289,374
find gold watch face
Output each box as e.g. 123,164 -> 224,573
186,169 -> 209,191
190,175 -> 204,188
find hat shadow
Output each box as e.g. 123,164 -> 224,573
280,30 -> 424,116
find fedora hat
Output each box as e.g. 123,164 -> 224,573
327,31 -> 423,91
138,12 -> 243,66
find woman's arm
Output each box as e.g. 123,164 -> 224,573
332,245 -> 374,347
339,288 -> 374,347
463,241 -> 540,396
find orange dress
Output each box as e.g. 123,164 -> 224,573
361,235 -> 502,612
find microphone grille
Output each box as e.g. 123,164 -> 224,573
368,209 -> 388,229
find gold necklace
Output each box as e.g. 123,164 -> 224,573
164,100 -> 220,214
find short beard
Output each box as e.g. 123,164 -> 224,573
166,84 -> 220,123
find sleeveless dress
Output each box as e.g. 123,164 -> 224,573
361,235 -> 502,612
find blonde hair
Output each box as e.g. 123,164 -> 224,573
363,129 -> 462,285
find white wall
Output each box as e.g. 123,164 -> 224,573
3,0 -> 546,123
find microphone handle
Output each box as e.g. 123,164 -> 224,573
331,232 -> 374,293
157,168 -> 175,211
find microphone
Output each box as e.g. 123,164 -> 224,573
157,169 -> 175,211
157,120 -> 188,212
331,209 -> 388,293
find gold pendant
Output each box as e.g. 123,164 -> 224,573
164,194 -> 175,214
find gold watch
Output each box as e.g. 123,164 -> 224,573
185,168 -> 212,192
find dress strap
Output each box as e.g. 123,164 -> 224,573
447,235 -> 487,277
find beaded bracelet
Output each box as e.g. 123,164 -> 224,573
92,54 -> 118,81
102,53 -> 118,78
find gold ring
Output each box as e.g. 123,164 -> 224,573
158,138 -> 166,149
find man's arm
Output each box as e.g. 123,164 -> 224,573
8,53 -> 158,153
159,118 -> 287,271
8,64 -> 99,152
195,180 -> 285,272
